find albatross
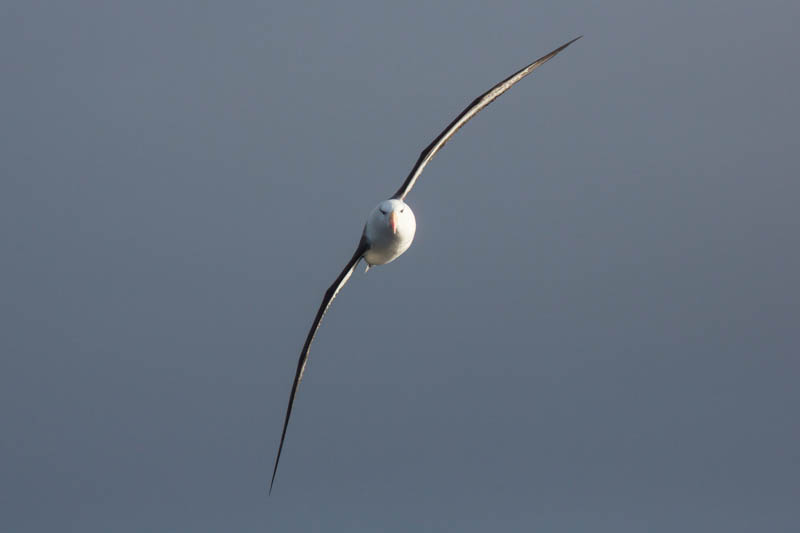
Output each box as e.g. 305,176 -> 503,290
270,36 -> 581,493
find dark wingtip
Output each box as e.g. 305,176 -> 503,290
269,438 -> 283,496
535,35 -> 582,67
557,35 -> 583,52
269,450 -> 281,495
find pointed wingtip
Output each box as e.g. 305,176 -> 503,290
269,456 -> 280,495
558,35 -> 583,52
535,35 -> 582,67
269,469 -> 278,496
269,446 -> 281,496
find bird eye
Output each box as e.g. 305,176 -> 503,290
400,208 -> 405,213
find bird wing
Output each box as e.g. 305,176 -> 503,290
270,235 -> 369,494
391,36 -> 581,201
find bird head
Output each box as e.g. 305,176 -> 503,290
374,199 -> 415,236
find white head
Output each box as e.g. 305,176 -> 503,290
371,199 -> 415,235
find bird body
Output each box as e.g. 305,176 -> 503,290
363,199 -> 416,269
269,36 -> 581,493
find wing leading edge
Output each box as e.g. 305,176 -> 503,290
391,36 -> 581,201
270,236 -> 369,494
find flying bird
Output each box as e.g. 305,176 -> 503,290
270,36 -> 581,493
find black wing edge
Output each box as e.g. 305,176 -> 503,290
269,235 -> 369,495
391,35 -> 582,201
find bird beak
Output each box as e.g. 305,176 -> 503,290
389,211 -> 398,234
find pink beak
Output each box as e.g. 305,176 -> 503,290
389,211 -> 398,234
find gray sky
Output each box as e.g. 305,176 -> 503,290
2,1 -> 799,531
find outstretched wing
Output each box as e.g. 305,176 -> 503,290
391,36 -> 581,201
270,236 -> 369,494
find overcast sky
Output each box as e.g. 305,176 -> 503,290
2,1 -> 799,531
